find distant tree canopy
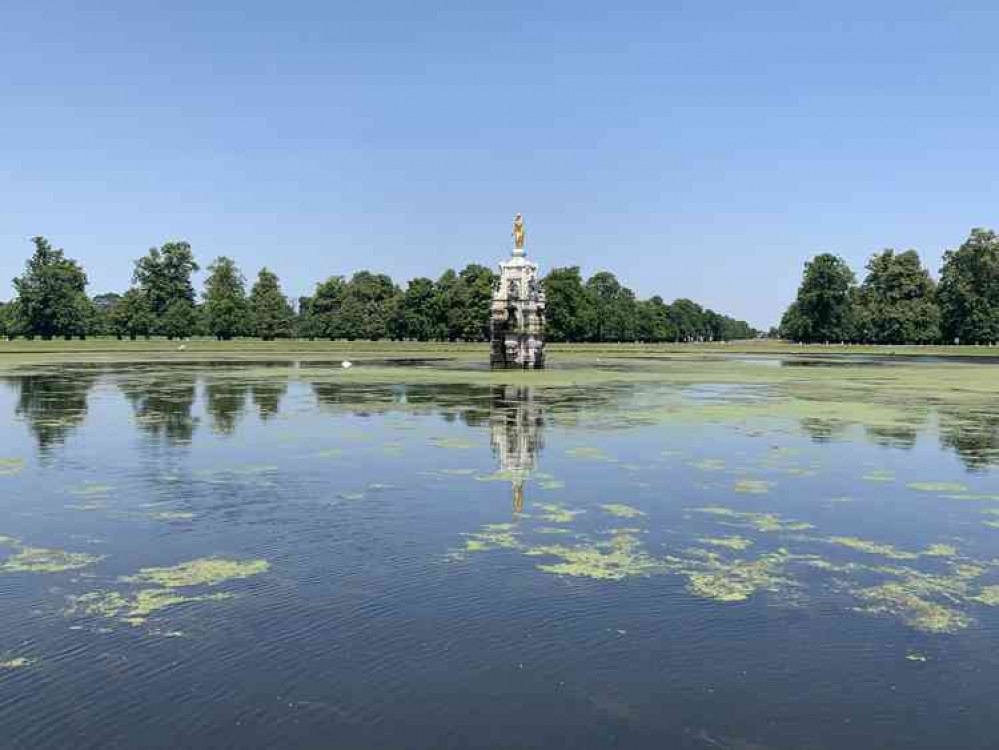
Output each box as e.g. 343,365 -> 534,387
4,235 -> 761,342
778,229 -> 999,345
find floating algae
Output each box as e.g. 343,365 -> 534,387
460,527 -> 520,553
68,557 -> 270,627
863,470 -> 896,483
121,558 -> 270,588
337,491 -> 365,500
0,657 -> 34,669
69,484 -> 114,497
539,480 -> 566,491
852,583 -> 971,634
526,531 -> 665,581
698,536 -> 754,551
826,537 -> 921,561
537,504 -> 586,523
689,459 -> 726,471
535,527 -> 572,535
906,653 -> 929,662
600,504 -> 646,519
439,468 -> 477,476
691,507 -> 814,532
0,459 -> 24,477
682,550 -> 796,603
970,586 -> 999,606
429,437 -> 476,450
69,589 -> 234,627
734,479 -> 774,495
150,511 -> 196,521
565,446 -> 612,462
924,544 -> 959,558
908,482 -> 969,493
0,545 -> 103,574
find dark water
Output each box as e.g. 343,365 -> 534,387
1,360 -> 998,750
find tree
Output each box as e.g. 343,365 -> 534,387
669,298 -> 707,342
433,269 -> 469,341
203,256 -> 248,340
636,296 -> 676,342
309,276 -> 347,339
543,267 -> 592,343
110,289 -> 155,339
938,229 -> 999,344
853,249 -> 940,344
12,237 -> 89,339
161,299 -> 200,340
133,242 -> 199,325
397,277 -> 438,341
585,271 -> 637,342
780,253 -> 856,343
458,264 -> 496,341
336,271 -> 399,340
249,268 -> 294,340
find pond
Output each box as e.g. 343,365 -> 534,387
1,355 -> 998,749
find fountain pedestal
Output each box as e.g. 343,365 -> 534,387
490,246 -> 546,369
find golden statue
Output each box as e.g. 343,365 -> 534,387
512,213 -> 525,250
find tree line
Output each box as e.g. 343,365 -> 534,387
779,228 -> 999,344
0,237 -> 756,343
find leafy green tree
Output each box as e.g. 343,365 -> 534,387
669,298 -> 706,341
249,268 -> 294,340
780,254 -> 857,343
110,288 -> 156,339
296,296 -> 319,339
938,229 -> 999,344
12,237 -> 89,339
636,296 -> 676,342
310,276 -> 347,339
337,271 -> 399,340
543,266 -> 592,343
397,277 -> 438,341
161,299 -> 200,340
853,249 -> 940,344
457,264 -> 496,341
585,271 -> 637,342
432,269 -> 469,341
203,256 -> 248,340
133,242 -> 200,324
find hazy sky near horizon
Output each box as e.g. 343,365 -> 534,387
3,1 -> 998,328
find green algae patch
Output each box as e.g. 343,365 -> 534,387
429,437 -> 476,450
0,546 -> 103,574
460,528 -> 520,554
827,537 -> 920,561
683,551 -> 795,603
853,583 -> 971,633
692,506 -> 813,532
534,527 -> 572,535
0,536 -> 19,546
908,482 -> 969,493
337,491 -> 365,500
150,511 -> 196,521
734,479 -> 774,495
0,657 -> 35,669
69,484 -> 114,496
970,586 -> 999,606
689,459 -> 726,471
69,589 -> 234,626
698,536 -> 754,551
539,480 -> 566,491
906,653 -> 929,662
944,494 -> 999,502
439,468 -> 476,476
537,504 -> 585,523
565,446 -> 612,462
121,558 -> 269,588
924,544 -> 959,558
526,531 -> 665,581
863,470 -> 896,483
0,459 -> 25,477
600,504 -> 646,519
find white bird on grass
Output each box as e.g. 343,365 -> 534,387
341,360 -> 353,369
178,344 -> 186,352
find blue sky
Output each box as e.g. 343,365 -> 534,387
2,1 -> 998,328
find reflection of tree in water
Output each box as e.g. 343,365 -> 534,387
119,373 -> 199,444
205,381 -> 249,435
489,386 -> 545,514
864,424 -> 919,450
938,406 -> 999,471
250,381 -> 287,421
3,369 -> 100,451
311,381 -> 492,425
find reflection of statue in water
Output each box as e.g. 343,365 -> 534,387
512,213 -> 525,250
489,386 -> 545,514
